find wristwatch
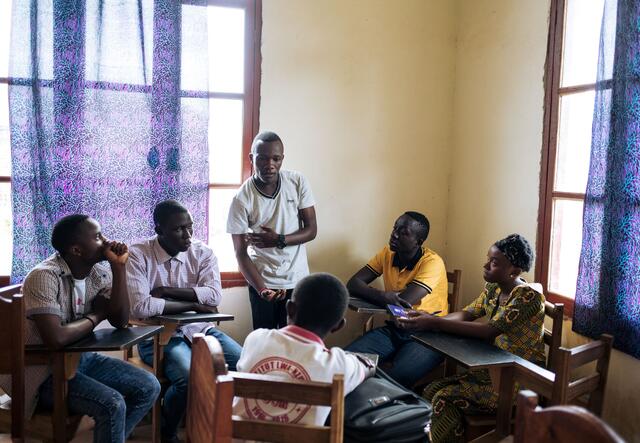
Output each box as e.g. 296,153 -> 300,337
277,234 -> 287,249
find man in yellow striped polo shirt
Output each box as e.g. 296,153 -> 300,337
345,211 -> 447,388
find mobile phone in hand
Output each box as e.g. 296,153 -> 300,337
387,304 -> 408,318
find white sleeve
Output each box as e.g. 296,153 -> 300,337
226,196 -> 250,234
297,173 -> 315,209
332,348 -> 367,395
235,329 -> 263,372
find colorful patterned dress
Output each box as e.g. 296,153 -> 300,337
423,282 -> 546,443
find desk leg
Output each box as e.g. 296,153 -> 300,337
152,334 -> 162,443
52,353 -> 69,443
495,365 -> 515,438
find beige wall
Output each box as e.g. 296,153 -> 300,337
446,0 -> 549,298
217,0 -> 640,440
258,0 -> 458,347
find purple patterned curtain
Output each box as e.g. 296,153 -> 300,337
9,0 -> 210,281
575,0 -> 640,359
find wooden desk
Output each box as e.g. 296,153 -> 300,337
412,332 -> 517,439
347,297 -> 387,314
156,312 -> 235,323
136,311 -> 235,347
348,297 -> 388,334
412,332 -> 516,369
26,325 -> 164,443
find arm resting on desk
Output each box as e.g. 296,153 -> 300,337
399,310 -> 502,342
31,313 -> 103,350
347,266 -> 419,308
161,299 -> 218,314
127,250 -> 219,317
150,246 -> 223,306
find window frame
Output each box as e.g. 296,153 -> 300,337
0,38 -> 9,287
0,0 -> 261,288
204,0 -> 261,288
536,0 -> 598,316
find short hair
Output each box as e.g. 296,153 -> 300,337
153,199 -> 189,227
251,131 -> 283,152
51,214 -> 90,254
404,211 -> 430,242
292,273 -> 348,334
494,234 -> 534,272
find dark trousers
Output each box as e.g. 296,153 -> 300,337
248,286 -> 293,330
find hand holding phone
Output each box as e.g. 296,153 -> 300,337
387,304 -> 408,319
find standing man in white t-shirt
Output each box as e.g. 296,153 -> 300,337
227,131 -> 317,329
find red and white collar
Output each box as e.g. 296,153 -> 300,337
281,325 -> 325,346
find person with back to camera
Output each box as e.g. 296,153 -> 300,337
232,272 -> 375,426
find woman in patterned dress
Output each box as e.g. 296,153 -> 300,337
397,234 -> 545,443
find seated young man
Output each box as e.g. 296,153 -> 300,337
0,214 -> 160,443
345,211 -> 448,388
126,199 -> 242,443
233,272 -> 375,425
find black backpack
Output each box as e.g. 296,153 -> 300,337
343,369 -> 432,442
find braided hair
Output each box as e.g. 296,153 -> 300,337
494,234 -> 534,272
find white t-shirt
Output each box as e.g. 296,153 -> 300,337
232,325 -> 367,426
72,278 -> 87,317
226,170 -> 315,289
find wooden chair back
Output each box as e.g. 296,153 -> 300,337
0,284 -> 87,442
187,334 -> 345,443
551,334 -> 613,415
514,390 -> 624,443
0,284 -> 25,440
543,301 -> 564,371
514,334 -> 614,417
446,269 -> 462,313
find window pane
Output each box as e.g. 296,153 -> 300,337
208,6 -> 245,93
10,0 -> 54,80
208,188 -> 238,272
0,182 -> 12,276
554,91 -> 595,193
561,0 -> 605,87
209,99 -> 243,184
85,0 -> 153,85
0,1 -> 11,78
548,198 -> 584,298
181,3 -> 209,92
0,84 -> 10,177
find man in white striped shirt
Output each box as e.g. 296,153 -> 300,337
126,200 -> 242,443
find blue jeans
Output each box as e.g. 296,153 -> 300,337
345,324 -> 444,388
38,352 -> 161,443
138,328 -> 242,438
